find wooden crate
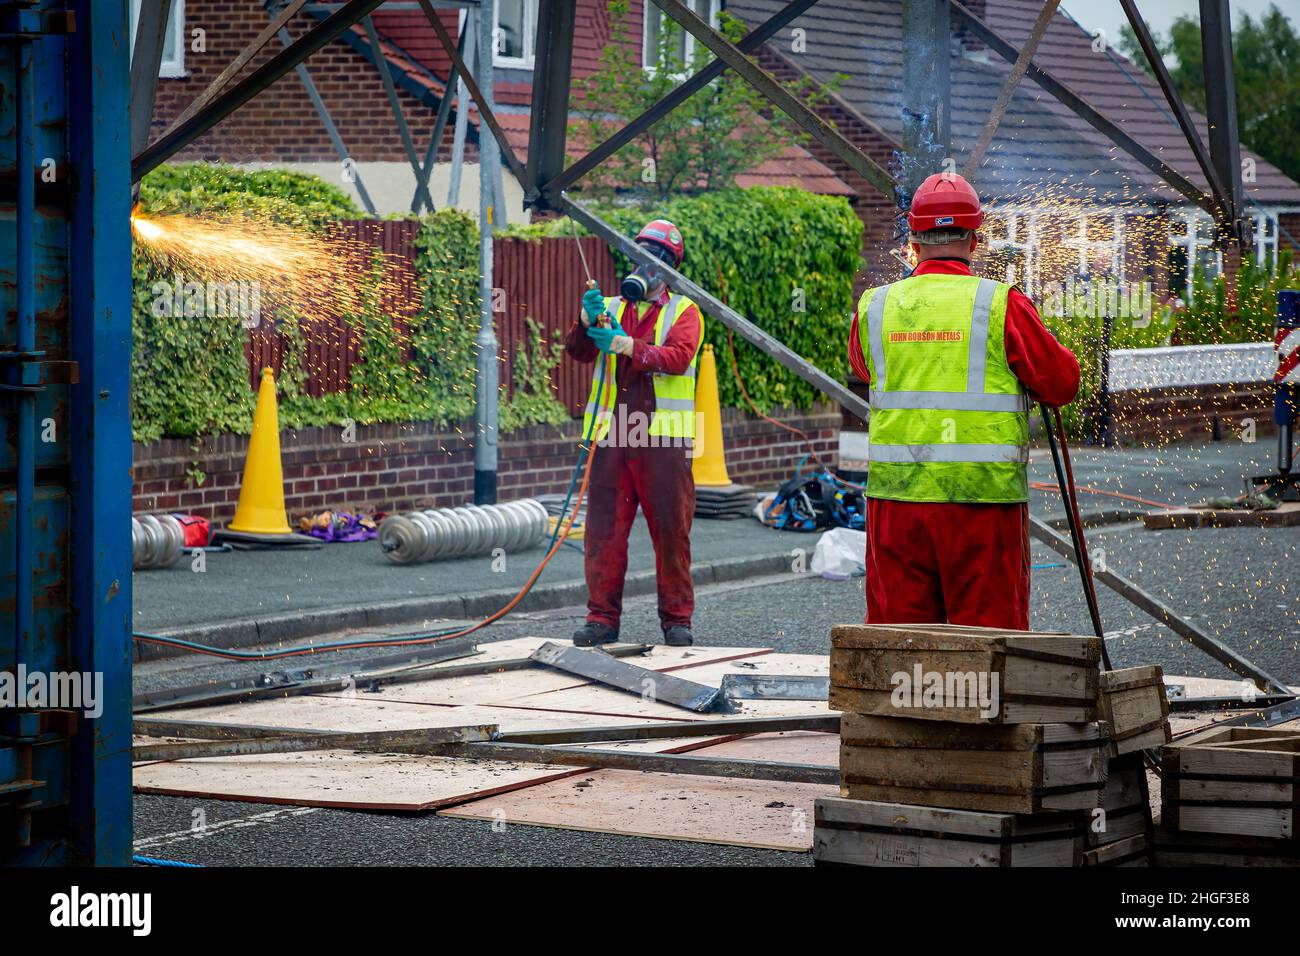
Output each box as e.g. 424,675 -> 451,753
1151,826 -> 1300,867
838,713 -> 1108,813
829,624 -> 1101,724
1088,753 -> 1151,848
1083,832 -> 1149,866
1162,728 -> 1300,840
813,796 -> 1086,867
1099,665 -> 1171,755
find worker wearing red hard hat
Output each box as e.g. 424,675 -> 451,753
565,219 -> 704,647
847,172 -> 1080,629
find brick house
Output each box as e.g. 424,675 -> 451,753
140,0 -> 853,221
728,0 -> 1300,300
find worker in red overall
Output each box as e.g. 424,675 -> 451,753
565,220 -> 704,647
847,173 -> 1080,629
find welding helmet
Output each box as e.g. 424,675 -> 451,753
621,219 -> 684,302
907,172 -> 984,233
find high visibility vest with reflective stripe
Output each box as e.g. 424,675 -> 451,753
857,273 -> 1030,503
583,294 -> 702,442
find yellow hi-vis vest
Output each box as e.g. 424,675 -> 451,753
856,273 -> 1030,503
583,294 -> 702,443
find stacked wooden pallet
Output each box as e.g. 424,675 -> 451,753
1155,726 -> 1300,866
814,624 -> 1165,868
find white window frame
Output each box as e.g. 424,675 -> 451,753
129,0 -> 187,78
1169,211 -> 1220,303
493,0 -> 537,69
643,0 -> 719,75
1060,210 -> 1125,282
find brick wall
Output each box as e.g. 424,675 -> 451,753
152,0 -> 476,166
1109,381 -> 1276,445
132,405 -> 842,521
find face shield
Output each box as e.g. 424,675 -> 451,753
620,241 -> 678,302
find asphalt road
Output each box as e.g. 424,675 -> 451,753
131,439 -> 1299,866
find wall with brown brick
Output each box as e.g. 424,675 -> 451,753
1109,381 -> 1277,446
132,405 -> 842,521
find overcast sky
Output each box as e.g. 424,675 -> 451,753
1060,0 -> 1295,53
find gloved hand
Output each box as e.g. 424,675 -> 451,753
582,288 -> 607,325
587,323 -> 625,354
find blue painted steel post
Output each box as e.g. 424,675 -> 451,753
13,22 -> 35,683
65,0 -> 135,866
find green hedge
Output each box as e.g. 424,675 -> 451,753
508,187 -> 864,412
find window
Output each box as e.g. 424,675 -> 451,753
494,0 -> 537,68
129,0 -> 186,78
644,0 -> 718,72
1251,210 -> 1280,270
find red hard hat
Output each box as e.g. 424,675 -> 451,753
907,172 -> 983,233
635,219 -> 684,265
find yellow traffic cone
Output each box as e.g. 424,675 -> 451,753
692,344 -> 733,487
227,367 -> 293,536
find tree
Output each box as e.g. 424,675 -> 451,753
1118,4 -> 1300,185
569,0 -> 836,202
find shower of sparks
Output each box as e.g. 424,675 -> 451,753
129,209 -> 419,319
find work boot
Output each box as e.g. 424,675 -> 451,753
572,621 -> 619,647
663,625 -> 693,647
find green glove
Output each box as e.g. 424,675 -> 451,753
582,288 -> 606,324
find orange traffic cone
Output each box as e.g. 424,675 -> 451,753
215,368 -> 318,548
692,345 -> 756,519
692,345 -> 732,487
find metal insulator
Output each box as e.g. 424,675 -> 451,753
132,513 -> 184,569
379,498 -> 550,565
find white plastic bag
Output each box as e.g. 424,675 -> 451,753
810,527 -> 866,580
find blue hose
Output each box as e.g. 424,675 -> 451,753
134,855 -> 202,868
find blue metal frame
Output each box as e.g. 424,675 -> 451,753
1,0 -> 134,866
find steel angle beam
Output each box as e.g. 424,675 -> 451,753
948,0 -> 1213,216
1169,694 -> 1297,713
1118,0 -> 1231,227
524,0 -> 578,197
130,0 -> 174,160
448,741 -> 839,785
560,196 -> 871,421
131,638 -> 481,712
133,0 -> 388,180
721,674 -> 829,701
163,0 -> 309,140
529,641 -> 727,713
418,0 -> 529,187
132,724 -> 497,763
534,0 -> 824,206
651,0 -> 894,196
1198,0 -> 1245,239
363,15 -> 434,212
494,714 -> 841,744
962,0 -> 1058,180
1028,516 -> 1290,695
134,718 -> 331,741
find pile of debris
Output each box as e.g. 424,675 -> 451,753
813,624 -> 1172,867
